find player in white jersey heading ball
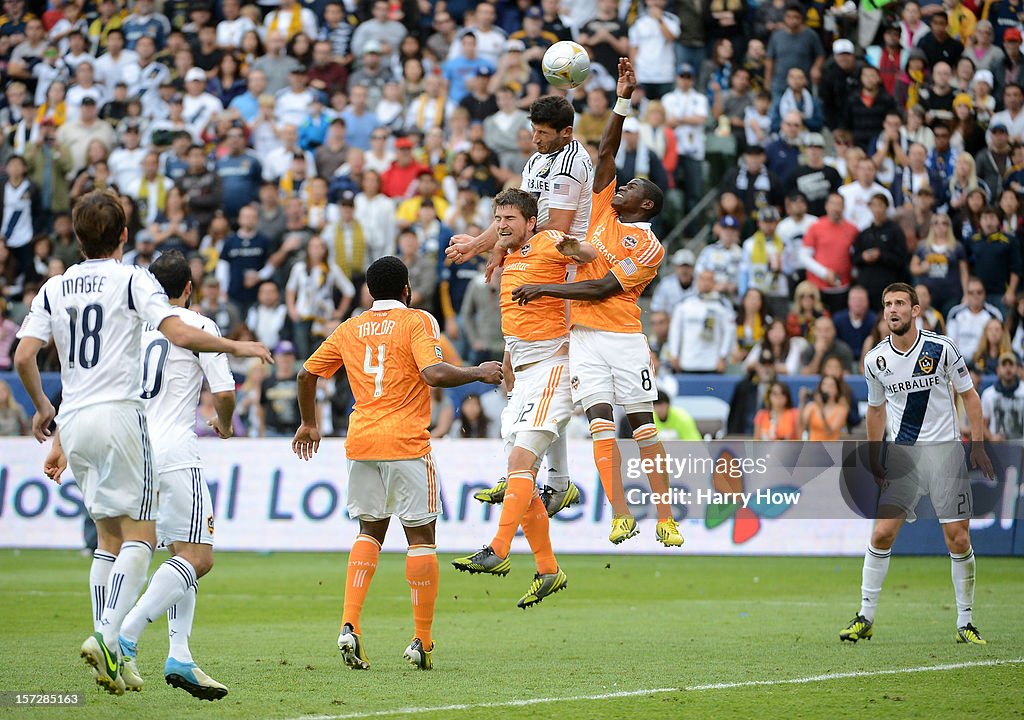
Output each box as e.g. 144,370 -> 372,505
841,282 -> 994,646
15,190 -> 271,696
448,96 -> 593,515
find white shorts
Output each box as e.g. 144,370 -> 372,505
505,356 -> 572,441
347,452 -> 441,526
157,467 -> 214,547
60,402 -> 155,522
569,326 -> 657,409
878,442 -> 972,523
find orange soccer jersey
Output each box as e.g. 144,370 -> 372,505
500,229 -> 573,341
303,300 -> 444,461
571,183 -> 665,333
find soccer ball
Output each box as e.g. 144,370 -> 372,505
542,41 -> 591,90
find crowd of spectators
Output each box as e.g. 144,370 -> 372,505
0,0 -> 1022,440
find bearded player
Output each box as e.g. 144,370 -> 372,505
512,58 -> 683,547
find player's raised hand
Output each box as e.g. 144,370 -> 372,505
447,233 -> 480,263
234,341 -> 274,364
31,400 -> 56,443
556,234 -> 582,259
43,442 -> 67,485
617,57 -> 636,99
969,441 -> 996,479
476,361 -> 504,385
292,423 -> 321,461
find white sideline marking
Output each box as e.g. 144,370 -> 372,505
292,658 -> 1023,720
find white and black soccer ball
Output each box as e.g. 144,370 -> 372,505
541,41 -> 591,90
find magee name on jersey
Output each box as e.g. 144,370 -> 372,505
520,139 -> 593,239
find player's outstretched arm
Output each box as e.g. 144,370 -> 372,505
292,368 -> 321,460
158,315 -> 273,363
13,337 -> 56,442
447,222 -> 499,263
512,272 -> 623,305
960,387 -> 996,479
422,360 -> 504,388
556,235 -> 598,263
594,57 -> 636,194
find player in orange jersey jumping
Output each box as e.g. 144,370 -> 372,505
452,188 -> 598,607
292,256 -> 503,671
512,58 -> 684,548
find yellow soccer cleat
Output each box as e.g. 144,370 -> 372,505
541,482 -> 582,517
839,614 -> 874,643
80,633 -> 126,695
403,638 -> 433,670
655,518 -> 684,547
473,478 -> 507,504
517,568 -> 568,609
609,516 -> 639,545
957,624 -> 987,645
337,623 -> 370,670
451,546 -> 511,576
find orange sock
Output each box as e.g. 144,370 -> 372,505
490,471 -> 535,558
591,419 -> 628,516
406,545 -> 438,649
521,495 -> 558,575
634,426 -> 673,521
342,534 -> 380,634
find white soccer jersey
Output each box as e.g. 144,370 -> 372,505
141,307 -> 235,472
946,302 -> 1003,362
864,329 -> 973,443
17,258 -> 175,420
520,139 -> 593,240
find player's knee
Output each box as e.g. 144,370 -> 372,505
511,432 -> 549,463
588,417 -> 616,441
631,422 -> 659,448
944,526 -> 971,554
176,544 -> 214,577
870,529 -> 897,549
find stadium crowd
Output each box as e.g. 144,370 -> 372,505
1,0 -> 1023,441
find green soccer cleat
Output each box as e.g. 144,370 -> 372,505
451,546 -> 511,576
118,636 -> 143,692
840,614 -> 874,643
517,568 -> 568,609
80,632 -> 126,696
957,623 -> 987,645
164,658 -> 229,700
541,482 -> 581,517
337,623 -> 370,670
474,478 -> 507,504
655,518 -> 684,547
402,638 -> 433,670
609,516 -> 639,545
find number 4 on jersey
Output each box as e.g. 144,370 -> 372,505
364,344 -> 386,398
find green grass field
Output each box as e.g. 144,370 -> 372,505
1,550 -> 1022,719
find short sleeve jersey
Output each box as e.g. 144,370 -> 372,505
17,258 -> 175,419
303,300 -> 444,461
571,183 -> 665,334
520,138 -> 593,238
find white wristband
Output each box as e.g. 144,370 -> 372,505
613,97 -> 631,117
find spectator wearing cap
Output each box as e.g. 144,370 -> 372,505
667,269 -> 737,373
784,133 -> 840,216
765,110 -> 804,180
615,116 -> 669,196
843,65 -> 898,152
56,95 -> 116,175
851,192 -> 910,310
989,83 -> 1024,142
740,206 -> 792,315
866,22 -> 906,97
968,204 -> 1022,312
339,84 -> 381,151
442,33 -> 496,105
696,215 -> 744,296
917,11 -> 964,68
121,0 -> 170,50
992,28 -> 1023,92
23,117 -> 71,216
950,92 -> 987,155
802,193 -> 858,313
381,136 -> 428,198
811,37 -> 860,129
216,126 -> 262,220
251,31 -> 302,95
975,123 -> 1012,198
274,64 -> 316,128
650,248 -> 696,315
980,351 -> 1024,439
765,3 -> 824,97
259,339 -> 301,438
577,0 -> 630,78
93,28 -> 135,89
459,66 -> 499,123
663,62 -> 708,224
627,0 -> 680,100
108,120 -> 147,190
720,145 -> 783,215
348,40 -> 395,107
508,7 -> 558,76
263,0 -> 318,42
770,67 -> 823,134
64,61 -> 108,124
182,66 -> 223,139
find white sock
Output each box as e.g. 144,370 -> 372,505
121,557 -> 197,646
99,540 -> 153,647
951,547 -> 976,628
859,544 -> 891,622
90,550 -> 116,633
168,584 -> 197,663
544,433 -> 570,492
